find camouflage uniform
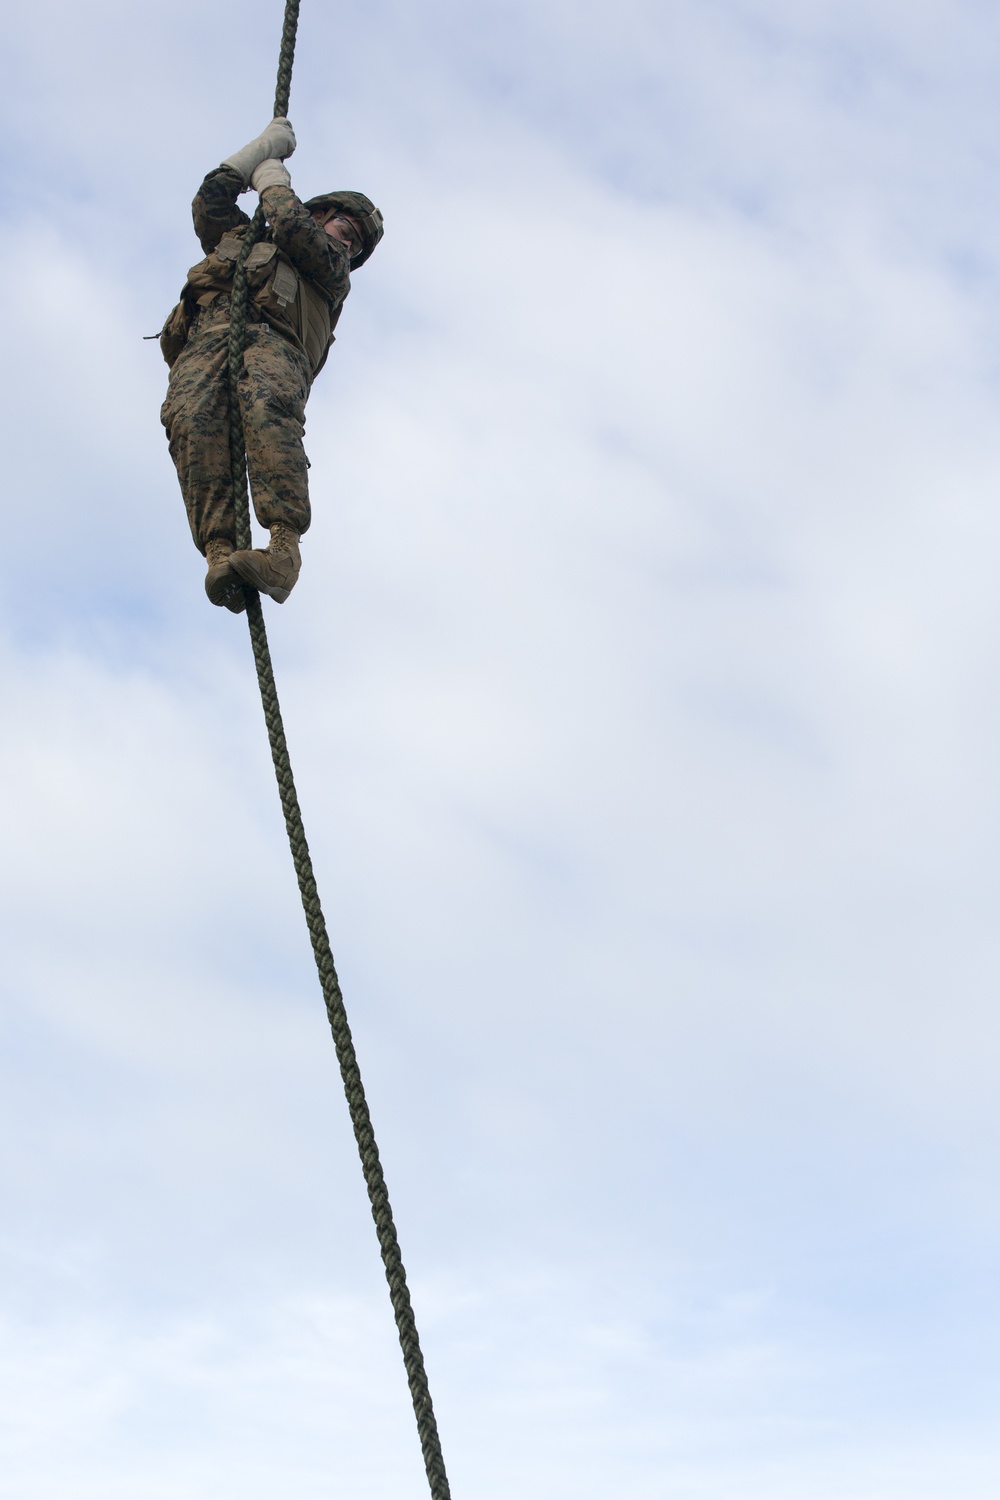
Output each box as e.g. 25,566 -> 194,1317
160,166 -> 351,553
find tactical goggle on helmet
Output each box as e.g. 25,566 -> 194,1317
304,191 -> 384,268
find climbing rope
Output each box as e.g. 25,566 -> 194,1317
225,7 -> 452,1496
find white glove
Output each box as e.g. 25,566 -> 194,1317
251,158 -> 292,192
223,118 -> 296,186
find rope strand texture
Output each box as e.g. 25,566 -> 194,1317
225,5 -> 452,1495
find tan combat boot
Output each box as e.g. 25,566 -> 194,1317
204,537 -> 246,614
229,522 -> 302,604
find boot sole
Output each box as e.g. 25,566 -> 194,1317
206,565 -> 247,613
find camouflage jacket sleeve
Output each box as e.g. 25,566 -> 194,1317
260,184 -> 351,312
192,166 -> 252,253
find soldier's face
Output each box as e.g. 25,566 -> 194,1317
312,210 -> 363,259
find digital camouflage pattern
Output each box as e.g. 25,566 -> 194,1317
161,166 -> 355,553
162,303 -> 312,549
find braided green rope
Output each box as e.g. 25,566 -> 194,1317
225,7 -> 452,1496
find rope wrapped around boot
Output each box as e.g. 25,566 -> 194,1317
224,6 -> 452,1495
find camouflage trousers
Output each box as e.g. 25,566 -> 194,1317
161,311 -> 313,553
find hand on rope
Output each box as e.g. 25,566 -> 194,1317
251,157 -> 292,192
223,116 -> 296,187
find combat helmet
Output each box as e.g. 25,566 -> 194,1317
304,190 -> 384,268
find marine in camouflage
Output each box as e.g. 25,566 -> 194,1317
160,166 -> 363,555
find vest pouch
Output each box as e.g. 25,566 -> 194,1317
159,297 -> 193,367
253,250 -> 296,315
186,252 -> 235,293
245,241 -> 277,287
271,260 -> 298,307
214,234 -> 243,262
185,230 -> 247,294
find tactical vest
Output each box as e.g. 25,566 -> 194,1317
160,228 -> 340,377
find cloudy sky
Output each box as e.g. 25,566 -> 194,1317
4,0 -> 1000,1495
